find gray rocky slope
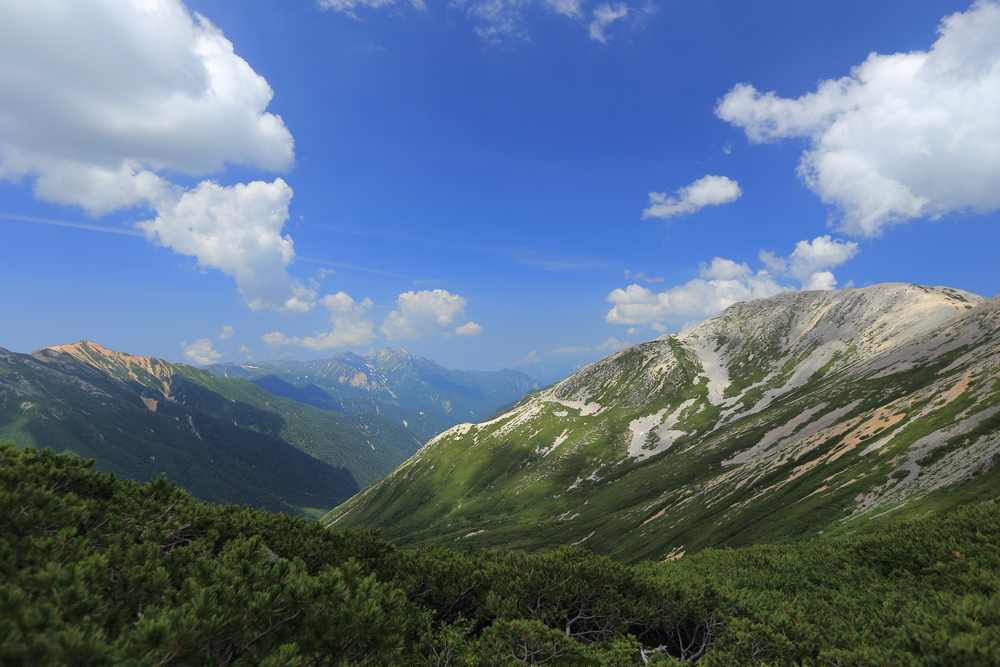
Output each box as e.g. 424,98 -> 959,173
325,284 -> 1000,561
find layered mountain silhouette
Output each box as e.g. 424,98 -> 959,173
326,284 -> 1000,561
208,348 -> 540,441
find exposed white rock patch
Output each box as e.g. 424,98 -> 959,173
545,397 -> 603,416
540,428 -> 570,457
568,465 -> 606,491
626,398 -> 699,460
626,409 -> 668,459
682,340 -> 731,406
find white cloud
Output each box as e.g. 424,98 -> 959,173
544,0 -> 583,19
219,325 -> 234,340
606,271 -> 789,331
642,175 -> 742,220
783,235 -> 859,285
606,236 -> 858,330
455,321 -> 484,336
716,0 -> 1000,236
137,179 -> 316,313
0,0 -> 293,211
0,0 -> 304,311
183,338 -> 223,365
381,289 -> 469,340
263,292 -> 375,350
589,3 -> 629,43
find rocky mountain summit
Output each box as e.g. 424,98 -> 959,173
326,284 -> 1000,561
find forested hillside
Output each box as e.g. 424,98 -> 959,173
3,441 -> 998,665
0,342 -> 422,518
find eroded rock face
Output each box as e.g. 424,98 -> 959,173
326,284 -> 1000,562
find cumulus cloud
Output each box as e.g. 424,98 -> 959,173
642,175 -> 742,220
606,237 -> 858,331
606,267 -> 788,331
137,179 -> 316,313
183,338 -> 223,365
381,289 -> 469,340
0,0 -> 294,208
0,0 -> 305,311
716,0 -> 1000,236
455,321 -> 484,336
760,235 -> 859,287
219,325 -> 234,340
263,292 -> 375,350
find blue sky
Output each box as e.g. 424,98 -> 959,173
2,0 -> 998,381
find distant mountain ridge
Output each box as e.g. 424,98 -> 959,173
208,347 -> 540,441
0,341 -> 422,518
326,284 -> 1000,561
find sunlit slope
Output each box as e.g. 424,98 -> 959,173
0,341 -> 422,517
325,284 -> 1000,560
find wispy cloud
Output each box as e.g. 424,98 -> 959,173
305,222 -> 611,273
0,213 -> 144,236
588,2 -> 629,43
317,0 -> 644,43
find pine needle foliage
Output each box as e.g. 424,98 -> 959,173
3,441 -> 999,665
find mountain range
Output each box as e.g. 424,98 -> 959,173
207,348 -> 540,441
0,341 -> 425,518
325,283 -> 1000,561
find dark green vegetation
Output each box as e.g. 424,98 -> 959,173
4,441 -> 1000,665
208,348 -> 540,442
327,285 -> 1000,559
0,342 -> 422,519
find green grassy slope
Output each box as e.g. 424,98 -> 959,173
0,342 -> 422,518
326,285 -> 1000,558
